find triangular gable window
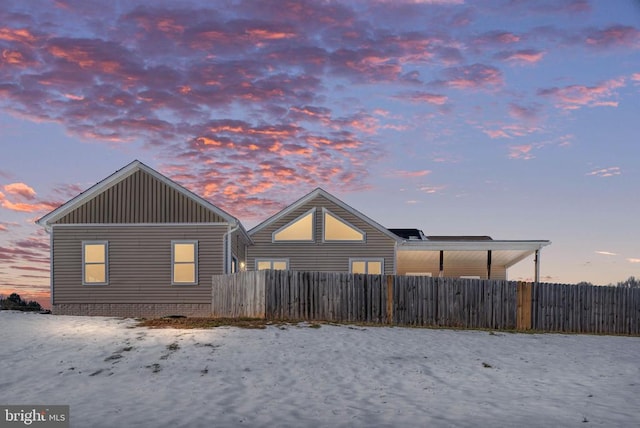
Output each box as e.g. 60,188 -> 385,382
273,209 -> 314,242
323,209 -> 365,242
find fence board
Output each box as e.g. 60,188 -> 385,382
212,271 -> 640,335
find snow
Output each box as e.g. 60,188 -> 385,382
1,311 -> 639,428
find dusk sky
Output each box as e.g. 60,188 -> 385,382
1,0 -> 639,306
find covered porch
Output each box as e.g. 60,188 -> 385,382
396,239 -> 551,282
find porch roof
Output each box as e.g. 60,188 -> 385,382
397,239 -> 551,268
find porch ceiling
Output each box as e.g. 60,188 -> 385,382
397,249 -> 534,268
397,240 -> 550,268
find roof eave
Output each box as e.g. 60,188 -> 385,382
398,240 -> 551,251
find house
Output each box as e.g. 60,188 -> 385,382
36,160 -> 251,317
37,160 -> 550,317
247,188 -> 401,274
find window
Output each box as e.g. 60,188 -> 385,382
323,209 -> 365,242
172,241 -> 197,285
256,259 -> 289,270
350,258 -> 383,275
83,241 -> 108,285
273,209 -> 314,242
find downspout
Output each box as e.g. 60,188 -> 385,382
39,222 -> 54,309
224,221 -> 240,274
47,225 -> 53,309
534,249 -> 540,285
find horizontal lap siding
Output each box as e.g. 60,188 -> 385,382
52,225 -> 225,304
52,170 -> 225,224
248,195 -> 396,273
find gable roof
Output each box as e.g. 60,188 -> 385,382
248,187 -> 402,242
37,160 -> 242,230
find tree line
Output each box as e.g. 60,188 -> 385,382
576,276 -> 640,288
0,293 -> 43,312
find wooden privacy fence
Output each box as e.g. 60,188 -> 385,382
212,270 -> 640,335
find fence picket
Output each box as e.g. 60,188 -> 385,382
212,271 -> 640,335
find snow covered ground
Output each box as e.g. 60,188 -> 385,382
1,311 -> 639,428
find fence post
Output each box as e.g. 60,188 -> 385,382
517,281 -> 533,330
386,275 -> 394,324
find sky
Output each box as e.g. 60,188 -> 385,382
0,0 -> 639,305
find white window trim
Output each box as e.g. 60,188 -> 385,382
82,241 -> 109,286
322,208 -> 366,243
255,258 -> 290,270
272,208 -> 315,243
171,240 -> 198,285
349,257 -> 384,275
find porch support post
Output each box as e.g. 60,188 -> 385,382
487,250 -> 492,280
439,250 -> 444,278
534,249 -> 540,285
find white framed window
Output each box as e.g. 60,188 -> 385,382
323,209 -> 365,242
82,241 -> 108,285
350,258 -> 384,275
172,241 -> 198,285
256,259 -> 289,270
272,209 -> 315,242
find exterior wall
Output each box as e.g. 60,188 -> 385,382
248,195 -> 396,274
231,229 -> 248,271
52,170 -> 225,224
51,224 -> 226,307
53,303 -> 211,318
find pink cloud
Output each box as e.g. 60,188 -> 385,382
390,170 -> 432,178
0,193 -> 58,213
3,183 -> 37,200
502,0 -> 590,15
586,167 -> 621,178
585,25 -> 640,49
474,31 -> 521,46
508,103 -> 541,121
435,64 -> 503,90
495,49 -> 545,64
538,78 -> 625,110
627,258 -> 640,264
399,91 -> 449,105
419,185 -> 446,194
508,145 -> 535,160
595,251 -> 617,256
0,27 -> 38,44
483,123 -> 539,139
0,224 -> 7,232
0,182 -> 60,213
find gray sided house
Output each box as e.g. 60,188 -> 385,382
247,188 -> 401,274
37,160 -> 251,318
37,160 -> 550,318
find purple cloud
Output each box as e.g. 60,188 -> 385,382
434,63 -> 503,90
538,78 -> 625,110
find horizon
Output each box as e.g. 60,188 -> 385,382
1,0 -> 639,305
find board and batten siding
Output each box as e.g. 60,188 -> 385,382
52,224 -> 226,304
52,169 -> 226,224
247,195 -> 397,274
